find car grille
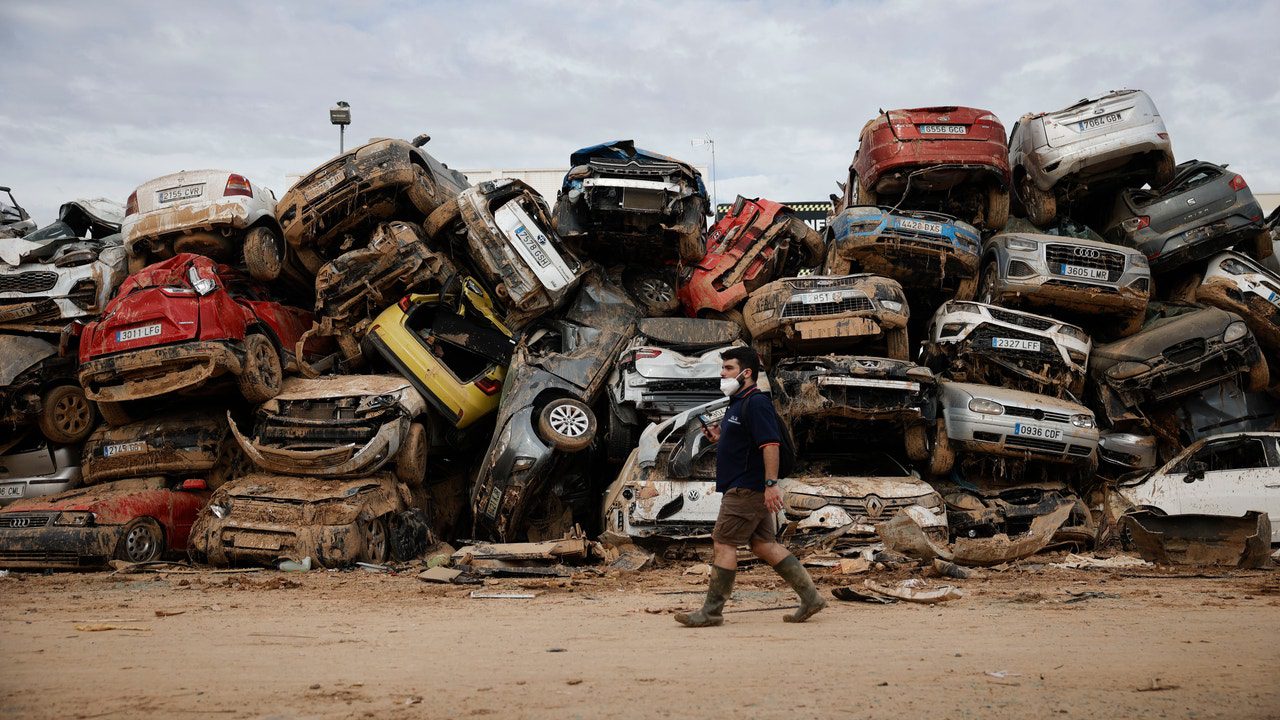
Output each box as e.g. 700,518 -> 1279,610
260,424 -> 378,446
1067,444 -> 1093,457
0,271 -> 58,294
825,494 -> 919,519
642,379 -> 718,393
987,307 -> 1055,331
0,550 -> 101,565
1046,244 -> 1126,281
781,295 -> 874,319
785,277 -> 859,291
968,325 -> 1061,366
230,500 -> 305,525
1163,338 -> 1207,365
1003,406 -> 1071,423
0,513 -> 55,528
1006,436 -> 1067,453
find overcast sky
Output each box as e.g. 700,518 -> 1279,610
2,0 -> 1277,225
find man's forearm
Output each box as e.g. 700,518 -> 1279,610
762,444 -> 780,480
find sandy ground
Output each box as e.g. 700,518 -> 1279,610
1,556 -> 1278,720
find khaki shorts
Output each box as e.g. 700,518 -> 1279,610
712,488 -> 777,546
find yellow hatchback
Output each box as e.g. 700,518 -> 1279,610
365,276 -> 515,429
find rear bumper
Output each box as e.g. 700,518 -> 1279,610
1027,127 -> 1171,189
79,341 -> 243,402
123,199 -> 255,249
193,517 -> 366,568
1099,337 -> 1261,409
0,525 -> 119,569
858,134 -> 1010,190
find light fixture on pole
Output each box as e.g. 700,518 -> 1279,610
330,101 -> 351,153
690,135 -> 717,217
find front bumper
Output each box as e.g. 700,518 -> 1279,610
0,524 -> 120,569
0,477 -> 81,508
994,246 -> 1148,316
228,413 -> 401,478
192,516 -> 369,568
832,232 -> 980,288
79,341 -> 243,402
1098,336 -> 1262,410
944,407 -> 1098,465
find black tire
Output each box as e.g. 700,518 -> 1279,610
238,334 -> 282,404
977,261 -> 1000,304
678,228 -> 707,265
394,422 -> 428,485
361,516 -> 389,564
622,268 -> 680,316
1153,153 -> 1176,188
423,198 -> 462,239
537,398 -> 596,453
1020,174 -> 1056,227
606,405 -> 637,464
115,518 -> 164,563
38,385 -> 96,445
405,163 -> 440,217
243,226 -> 283,282
700,308 -> 747,337
904,423 -> 930,464
928,419 -> 954,476
986,184 -> 1010,231
953,272 -> 979,301
97,400 -> 135,428
1251,229 -> 1274,261
1245,354 -> 1271,393
885,327 -> 910,360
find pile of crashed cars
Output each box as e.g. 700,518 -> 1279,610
2,89 -> 1278,573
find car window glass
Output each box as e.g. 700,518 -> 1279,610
1169,168 -> 1219,194
1188,438 -> 1269,472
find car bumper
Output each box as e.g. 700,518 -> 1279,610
1098,337 -> 1262,409
994,250 -> 1148,316
943,408 -> 1098,465
228,414 -> 402,478
860,139 -> 1010,191
192,516 -> 369,569
123,199 -> 255,248
79,341 -> 243,402
0,476 -> 81,508
1028,127 -> 1171,189
1138,212 -> 1265,273
789,502 -> 945,539
832,233 -> 980,286
0,524 -> 120,569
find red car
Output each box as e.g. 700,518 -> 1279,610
0,476 -> 210,568
78,253 -> 315,424
844,106 -> 1011,231
677,196 -> 825,324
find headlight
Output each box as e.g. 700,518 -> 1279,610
1006,237 -> 1039,252
946,301 -> 983,314
1067,349 -> 1088,365
210,504 -> 230,519
512,456 -> 536,472
1070,414 -> 1095,429
967,398 -> 1004,415
1223,321 -> 1248,343
879,300 -> 904,313
1219,258 -> 1250,275
1058,324 -> 1088,342
53,511 -> 94,526
1108,361 -> 1151,379
1129,253 -> 1149,269
785,493 -> 828,512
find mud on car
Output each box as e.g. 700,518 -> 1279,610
824,206 -> 981,306
1,333 -> 97,445
276,135 -> 470,276
1195,252 -> 1280,361
742,274 -> 911,364
424,178 -> 586,329
843,106 -> 1010,231
0,186 -> 36,239
553,140 -> 710,264
78,254 -> 316,424
936,481 -> 1096,547
82,408 -> 244,489
922,300 -> 1091,399
0,433 -> 81,507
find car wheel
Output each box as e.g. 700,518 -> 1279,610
606,405 -> 637,464
1164,271 -> 1202,304
38,384 -> 96,444
361,516 -> 389,564
96,400 -> 135,428
405,163 -> 440,217
904,423 -> 930,463
115,518 -> 164,563
1245,354 -> 1271,393
423,198 -> 462,239
174,231 -> 234,261
977,261 -> 999,304
885,327 -> 910,361
953,272 -> 979,302
126,253 -> 148,275
677,227 -> 707,265
1152,153 -> 1176,187
394,422 -> 428,485
623,268 -> 680,316
928,419 -> 954,476
238,333 -> 282,404
791,218 -> 828,269
525,492 -> 573,543
243,227 -> 283,282
1020,174 -> 1056,227
1250,229 -> 1274,261
537,398 -> 596,453
985,184 -> 1010,232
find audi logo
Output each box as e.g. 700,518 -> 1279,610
1073,247 -> 1102,259
10,517 -> 29,528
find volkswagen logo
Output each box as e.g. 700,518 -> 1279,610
10,517 -> 30,528
864,495 -> 885,519
1074,247 -> 1102,259
687,489 -> 701,501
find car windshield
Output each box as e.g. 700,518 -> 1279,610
1004,217 -> 1104,242
1140,302 -> 1203,332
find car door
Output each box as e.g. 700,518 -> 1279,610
1176,436 -> 1277,526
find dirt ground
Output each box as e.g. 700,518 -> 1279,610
2,554 -> 1278,720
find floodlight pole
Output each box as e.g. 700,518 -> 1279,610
691,135 -> 717,216
330,101 -> 352,154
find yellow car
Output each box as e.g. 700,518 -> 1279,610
365,277 -> 515,429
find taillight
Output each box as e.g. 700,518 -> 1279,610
398,296 -> 412,312
181,478 -> 208,490
1157,133 -> 1169,140
125,191 -> 138,215
1229,175 -> 1247,192
223,174 -> 253,198
1121,216 -> 1150,233
475,377 -> 502,395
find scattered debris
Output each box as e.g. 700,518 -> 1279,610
832,587 -> 897,604
418,567 -> 462,584
863,578 -> 963,604
75,624 -> 150,632
1052,554 -> 1151,569
1122,511 -> 1272,568
878,501 -> 1072,567
1136,679 -> 1181,692
469,592 -> 538,600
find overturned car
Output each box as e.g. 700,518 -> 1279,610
1,333 -> 96,445
1194,252 -> 1280,361
82,408 -> 243,488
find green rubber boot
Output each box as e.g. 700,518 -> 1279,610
674,565 -> 735,628
773,554 -> 827,623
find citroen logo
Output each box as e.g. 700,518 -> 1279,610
1187,197 -> 1197,205
864,495 -> 885,519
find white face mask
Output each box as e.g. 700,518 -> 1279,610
720,370 -> 746,396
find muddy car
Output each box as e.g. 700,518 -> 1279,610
473,271 -> 640,541
189,471 -> 427,568
1089,303 -> 1269,426
678,196 -> 826,324
0,476 -> 211,568
922,300 -> 1091,399
1098,431 -> 1160,475
1009,89 -> 1175,226
936,481 -> 1095,546
1,334 -> 96,445
605,317 -> 743,462
0,200 -> 127,332
78,254 -> 316,424
123,170 -> 296,283
843,106 -> 1010,231
301,220 -> 456,372
1103,161 -> 1269,274
228,375 -> 427,483
82,409 -> 242,488
930,381 -> 1099,480
424,178 -> 586,327
0,186 -> 36,239
1161,378 -> 1279,444
0,433 -> 81,507
742,274 -> 910,364
276,135 -> 469,275
824,206 -> 981,305
774,355 -> 936,463
553,140 -> 709,264
1195,252 -> 1280,360
979,217 -> 1150,337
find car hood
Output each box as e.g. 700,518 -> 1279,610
939,380 -> 1091,414
783,474 -> 933,499
1092,306 -> 1237,364
0,334 -> 58,385
5,477 -> 169,513
221,474 -> 389,503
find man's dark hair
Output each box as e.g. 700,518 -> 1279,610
722,346 -> 762,379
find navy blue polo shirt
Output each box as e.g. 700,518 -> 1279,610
715,385 -> 782,493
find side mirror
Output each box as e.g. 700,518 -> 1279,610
1183,461 -> 1207,483
412,133 -> 431,147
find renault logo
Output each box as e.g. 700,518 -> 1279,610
864,495 -> 885,519
1074,247 -> 1102,259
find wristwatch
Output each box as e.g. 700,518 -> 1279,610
764,479 -> 778,488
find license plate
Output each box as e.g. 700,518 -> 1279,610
0,485 -> 23,499
992,337 -> 1041,352
1077,112 -> 1122,131
157,184 -> 204,203
897,218 -> 943,234
233,533 -> 282,551
103,441 -> 146,458
1059,264 -> 1110,280
918,124 -> 966,135
796,290 -> 843,305
700,407 -> 727,424
304,169 -> 345,200
1013,423 -> 1062,440
1269,291 -> 1280,309
514,225 -> 551,268
116,324 -> 162,343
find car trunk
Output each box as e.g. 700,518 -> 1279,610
88,285 -> 202,357
1043,91 -> 1147,148
135,171 -> 226,216
886,106 -> 987,142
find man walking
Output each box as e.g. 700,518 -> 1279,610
675,346 -> 826,627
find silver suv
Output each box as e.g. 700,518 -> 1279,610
1009,89 -> 1174,226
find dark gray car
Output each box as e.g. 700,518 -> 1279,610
1103,160 -> 1268,274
